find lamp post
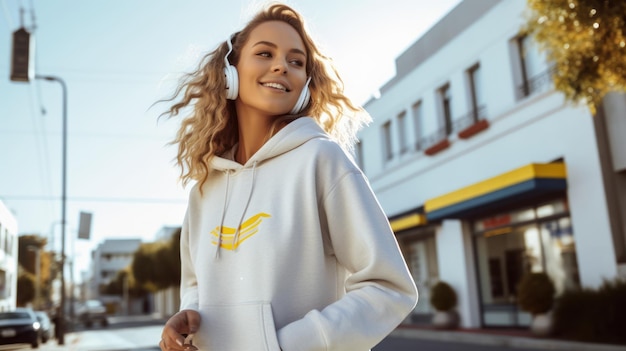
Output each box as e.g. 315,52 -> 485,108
36,75 -> 67,345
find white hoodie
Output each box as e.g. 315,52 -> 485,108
179,117 -> 418,351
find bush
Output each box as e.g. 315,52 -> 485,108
517,272 -> 555,315
430,281 -> 457,312
553,278 -> 626,345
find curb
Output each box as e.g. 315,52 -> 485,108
391,327 -> 626,351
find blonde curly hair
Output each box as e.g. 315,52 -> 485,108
161,3 -> 370,190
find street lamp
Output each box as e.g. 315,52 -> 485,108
11,26 -> 69,345
36,75 -> 68,345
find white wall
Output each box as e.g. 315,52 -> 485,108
358,0 -> 620,326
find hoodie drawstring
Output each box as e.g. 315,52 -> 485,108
215,170 -> 231,259
215,161 -> 258,259
233,161 -> 257,250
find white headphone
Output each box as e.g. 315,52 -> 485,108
224,36 -> 311,114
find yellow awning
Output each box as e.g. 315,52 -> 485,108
425,163 -> 567,220
390,213 -> 427,232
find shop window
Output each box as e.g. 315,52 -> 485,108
402,233 -> 439,321
473,198 -> 579,327
0,270 -> 6,299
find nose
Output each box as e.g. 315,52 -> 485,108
272,59 -> 288,74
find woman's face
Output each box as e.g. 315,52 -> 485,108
235,21 -> 308,117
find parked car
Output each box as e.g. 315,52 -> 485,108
0,307 -> 41,349
76,300 -> 108,327
34,312 -> 51,343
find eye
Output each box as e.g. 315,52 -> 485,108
289,59 -> 304,67
256,51 -> 271,58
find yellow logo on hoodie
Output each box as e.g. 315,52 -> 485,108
210,212 -> 271,250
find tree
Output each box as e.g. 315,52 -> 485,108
130,228 -> 181,292
102,266 -> 148,297
17,272 -> 36,306
17,234 -> 53,307
523,0 -> 626,114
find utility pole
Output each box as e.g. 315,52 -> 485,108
10,23 -> 68,346
35,75 -> 68,345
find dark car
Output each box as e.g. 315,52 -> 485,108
0,308 -> 41,349
76,300 -> 108,327
34,312 -> 51,343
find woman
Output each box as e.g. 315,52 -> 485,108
159,3 -> 417,351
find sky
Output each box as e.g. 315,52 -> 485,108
0,0 -> 462,279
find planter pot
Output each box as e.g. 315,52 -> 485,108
530,313 -> 552,337
432,310 -> 459,329
457,119 -> 489,139
424,139 -> 450,156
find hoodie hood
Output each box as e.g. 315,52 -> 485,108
210,117 -> 327,171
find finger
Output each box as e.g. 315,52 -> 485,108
162,323 -> 185,347
185,311 -> 201,334
162,332 -> 184,351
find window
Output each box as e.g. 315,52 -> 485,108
515,35 -> 548,98
397,111 -> 408,155
438,84 -> 453,136
467,63 -> 484,122
412,101 -> 423,150
354,140 -> 364,171
382,121 -> 393,161
474,199 -> 579,327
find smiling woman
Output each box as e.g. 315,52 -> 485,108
0,0 -> 461,294
157,3 -> 417,351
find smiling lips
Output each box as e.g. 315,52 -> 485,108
262,82 -> 290,92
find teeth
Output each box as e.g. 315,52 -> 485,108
262,82 -> 287,91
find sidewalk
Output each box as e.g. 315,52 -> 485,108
393,324 -> 626,351
35,314 -> 626,351
36,314 -> 166,351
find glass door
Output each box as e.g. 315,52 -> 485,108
405,235 -> 439,322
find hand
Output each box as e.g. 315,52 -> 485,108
160,309 -> 201,351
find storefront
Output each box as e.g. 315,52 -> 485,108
473,198 -> 580,327
420,162 -> 581,328
390,213 -> 439,323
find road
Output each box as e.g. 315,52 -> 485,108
2,318 -> 624,351
375,336 -> 546,351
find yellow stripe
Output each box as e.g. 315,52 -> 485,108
390,213 -> 427,232
425,163 -> 566,212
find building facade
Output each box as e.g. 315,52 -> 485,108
0,200 -> 18,311
89,238 -> 142,297
358,0 -> 625,329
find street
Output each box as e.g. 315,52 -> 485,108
0,317 -> 163,351
375,336 -> 545,351
2,317 -> 624,351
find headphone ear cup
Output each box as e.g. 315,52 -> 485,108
224,65 -> 239,100
289,77 -> 311,114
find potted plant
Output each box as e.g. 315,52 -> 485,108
517,272 -> 556,336
429,280 -> 459,329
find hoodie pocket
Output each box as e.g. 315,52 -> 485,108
194,302 -> 281,351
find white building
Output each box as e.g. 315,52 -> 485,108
88,238 -> 141,303
358,0 -> 625,329
0,200 -> 18,311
